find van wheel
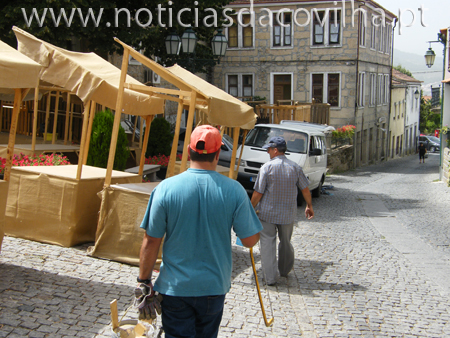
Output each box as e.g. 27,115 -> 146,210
312,179 -> 323,198
430,146 -> 436,152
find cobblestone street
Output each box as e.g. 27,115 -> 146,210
1,152 -> 450,337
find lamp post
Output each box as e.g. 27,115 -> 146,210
424,32 -> 447,171
165,28 -> 228,74
414,89 -> 420,100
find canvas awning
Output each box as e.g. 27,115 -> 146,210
164,65 -> 256,130
0,40 -> 41,92
13,26 -> 163,116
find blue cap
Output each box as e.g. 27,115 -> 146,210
262,136 -> 286,150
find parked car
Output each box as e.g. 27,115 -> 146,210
419,135 -> 440,153
175,128 -> 234,167
235,121 -> 334,204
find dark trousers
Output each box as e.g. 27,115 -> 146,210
161,294 -> 225,338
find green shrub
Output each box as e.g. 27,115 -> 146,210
87,109 -> 129,171
145,117 -> 173,157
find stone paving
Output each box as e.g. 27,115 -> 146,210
1,151 -> 450,337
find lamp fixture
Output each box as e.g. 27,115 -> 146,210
424,45 -> 436,68
414,89 -> 420,100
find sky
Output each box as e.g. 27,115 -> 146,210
374,0 -> 450,56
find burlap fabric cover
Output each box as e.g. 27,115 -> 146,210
5,165 -> 141,247
88,183 -> 162,267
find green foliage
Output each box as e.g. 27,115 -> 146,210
87,109 -> 129,171
394,64 -> 413,77
419,93 -> 440,134
145,117 -> 173,158
0,0 -> 232,70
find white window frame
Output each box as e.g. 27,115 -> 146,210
226,13 -> 255,49
384,23 -> 391,54
384,74 -> 390,105
370,15 -> 377,50
377,74 -> 383,106
226,73 -> 254,98
358,72 -> 365,108
311,9 -> 342,48
359,12 -> 366,47
369,73 -> 376,107
378,24 -> 384,53
271,10 -> 293,49
310,72 -> 342,109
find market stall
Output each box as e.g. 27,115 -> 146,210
87,38 -> 257,265
0,39 -> 42,252
4,28 -> 164,247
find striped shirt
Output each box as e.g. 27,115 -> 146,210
253,154 -> 309,224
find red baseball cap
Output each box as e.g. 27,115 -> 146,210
189,125 -> 222,154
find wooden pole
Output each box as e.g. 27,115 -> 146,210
83,101 -> 96,165
43,92 -> 51,143
139,115 -> 154,176
31,87 -> 39,152
51,91 -> 60,144
76,101 -> 91,180
139,117 -> 144,149
167,97 -> 184,178
4,89 -> 28,181
228,127 -> 241,179
104,48 -> 130,187
64,94 -> 71,145
68,102 -> 74,143
180,91 -> 197,174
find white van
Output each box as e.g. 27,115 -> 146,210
236,121 -> 334,203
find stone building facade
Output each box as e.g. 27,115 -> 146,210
213,0 -> 396,168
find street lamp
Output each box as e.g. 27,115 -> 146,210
165,28 -> 228,73
424,45 -> 436,68
414,89 -> 420,100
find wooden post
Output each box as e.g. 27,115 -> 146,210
68,102 -> 74,143
139,116 -> 144,149
167,97 -> 184,178
43,92 -> 51,143
139,115 -> 154,176
228,127 -> 241,179
83,101 -> 96,165
51,91 -> 60,144
76,101 -> 91,180
64,94 -> 71,145
0,101 -> 3,132
4,89 -> 28,181
104,48 -> 130,187
31,87 -> 39,152
180,91 -> 197,174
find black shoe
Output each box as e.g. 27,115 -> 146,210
267,282 -> 277,286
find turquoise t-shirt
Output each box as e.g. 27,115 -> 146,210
140,168 -> 262,297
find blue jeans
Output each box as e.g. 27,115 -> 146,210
161,294 -> 226,338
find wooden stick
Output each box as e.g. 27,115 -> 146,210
110,299 -> 119,330
43,92 -> 51,143
228,127 -> 240,179
105,48 -> 129,187
83,101 -> 96,165
139,115 -> 153,176
167,96 -> 184,178
76,101 -> 91,180
64,94 -> 71,145
180,91 -> 197,174
51,91 -> 60,144
31,87 -> 39,152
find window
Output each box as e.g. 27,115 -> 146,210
379,24 -> 384,52
370,15 -> 377,50
227,14 -> 254,48
311,73 -> 340,107
312,10 -> 341,46
377,74 -> 383,105
384,75 -> 390,104
369,73 -> 376,106
384,23 -> 391,54
227,74 -> 254,98
273,11 -> 292,47
359,12 -> 366,47
358,72 -> 365,107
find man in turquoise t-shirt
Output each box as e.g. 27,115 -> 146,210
139,125 -> 262,338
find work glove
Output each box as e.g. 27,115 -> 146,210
134,282 -> 163,321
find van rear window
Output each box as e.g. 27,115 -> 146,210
245,127 -> 308,154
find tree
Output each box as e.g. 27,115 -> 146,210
419,93 -> 440,134
0,0 -> 231,70
393,65 -> 413,77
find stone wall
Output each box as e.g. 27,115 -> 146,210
327,145 -> 354,174
443,147 -> 450,186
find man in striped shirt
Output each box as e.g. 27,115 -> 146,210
251,136 -> 314,286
